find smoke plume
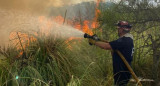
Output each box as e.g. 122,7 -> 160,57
0,0 -> 95,47
0,9 -> 84,47
0,0 -> 94,14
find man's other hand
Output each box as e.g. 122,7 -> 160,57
88,38 -> 96,45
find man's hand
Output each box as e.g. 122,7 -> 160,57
88,38 -> 96,45
92,34 -> 100,41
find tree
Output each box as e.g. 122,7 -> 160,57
99,1 -> 160,85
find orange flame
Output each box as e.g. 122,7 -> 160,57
93,0 -> 103,30
64,0 -> 102,49
9,0 -> 102,52
82,20 -> 93,35
9,32 -> 37,49
53,16 -> 64,24
16,51 -> 23,58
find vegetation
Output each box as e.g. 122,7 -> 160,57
0,1 -> 160,86
99,1 -> 160,86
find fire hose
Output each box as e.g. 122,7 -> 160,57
84,33 -> 142,86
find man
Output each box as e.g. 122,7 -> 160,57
89,21 -> 134,86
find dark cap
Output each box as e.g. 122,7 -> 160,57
116,21 -> 132,28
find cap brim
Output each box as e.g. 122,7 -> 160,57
114,23 -> 119,26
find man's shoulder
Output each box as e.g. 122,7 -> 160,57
123,33 -> 133,40
121,36 -> 133,40
119,37 -> 133,45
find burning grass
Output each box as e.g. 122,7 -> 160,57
0,35 -> 72,85
0,1 -> 159,85
0,31 -> 157,86
0,31 -> 114,86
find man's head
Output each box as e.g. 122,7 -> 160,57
116,21 -> 132,37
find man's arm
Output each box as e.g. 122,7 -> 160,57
95,41 -> 112,50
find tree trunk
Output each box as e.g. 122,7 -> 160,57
150,35 -> 160,86
153,49 -> 160,86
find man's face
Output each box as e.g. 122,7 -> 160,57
117,26 -> 123,37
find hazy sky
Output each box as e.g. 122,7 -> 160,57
0,0 -> 120,15
0,0 -> 98,14
0,0 -> 96,8
0,0 -> 120,8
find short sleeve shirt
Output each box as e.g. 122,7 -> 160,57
109,36 -> 134,74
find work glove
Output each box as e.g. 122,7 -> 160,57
92,34 -> 100,41
88,38 -> 96,45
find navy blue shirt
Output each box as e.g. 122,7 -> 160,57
109,36 -> 134,85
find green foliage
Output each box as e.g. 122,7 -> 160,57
98,1 -> 160,85
1,1 -> 160,86
0,34 -> 113,86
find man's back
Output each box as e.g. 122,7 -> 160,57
109,33 -> 134,86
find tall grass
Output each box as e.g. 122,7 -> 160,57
0,32 -> 158,86
0,31 -> 114,86
0,33 -> 112,86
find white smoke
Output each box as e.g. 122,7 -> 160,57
0,0 -> 97,47
0,9 -> 84,47
0,0 -> 95,14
